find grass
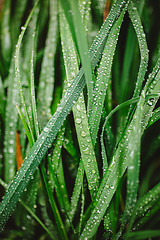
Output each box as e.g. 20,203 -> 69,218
0,0 -> 160,239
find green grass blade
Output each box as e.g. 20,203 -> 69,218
15,0 -> 40,144
30,28 -> 39,139
70,0 -> 93,108
89,8 -> 125,149
59,4 -> 99,199
4,60 -> 19,182
16,105 -> 33,146
0,75 -> 5,122
147,107 -> 160,127
124,230 -> 160,240
37,0 -> 58,129
128,1 -> 149,98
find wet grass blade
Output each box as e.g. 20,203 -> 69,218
70,0 -> 93,108
37,0 -> 58,129
59,3 -> 99,200
4,60 -> 19,183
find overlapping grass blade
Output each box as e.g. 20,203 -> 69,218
70,0 -> 93,108
120,0 -> 145,102
89,8 -> 125,158
59,2 -> 99,200
80,62 -> 160,239
128,1 -> 149,98
0,0 -> 130,230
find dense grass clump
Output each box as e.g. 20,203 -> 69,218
0,0 -> 160,239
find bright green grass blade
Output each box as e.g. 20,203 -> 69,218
0,0 -> 11,66
59,4 -> 99,199
120,0 -> 145,102
128,1 -> 149,98
30,26 -> 39,139
37,0 -> 58,129
88,8 -> 125,151
0,75 -> 5,122
147,107 -> 160,127
0,0 -> 129,230
124,230 -> 160,240
70,0 -> 93,108
4,60 -> 19,182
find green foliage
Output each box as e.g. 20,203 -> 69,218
0,0 -> 160,239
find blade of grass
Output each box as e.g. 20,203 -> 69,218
125,230 -> 160,240
70,0 -> 93,108
147,107 -> 160,128
0,75 -> 5,122
4,60 -> 19,182
59,3 -> 100,200
37,0 -> 58,129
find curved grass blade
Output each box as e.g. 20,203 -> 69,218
128,1 -> 149,98
0,0 -> 129,230
120,0 -> 145,102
